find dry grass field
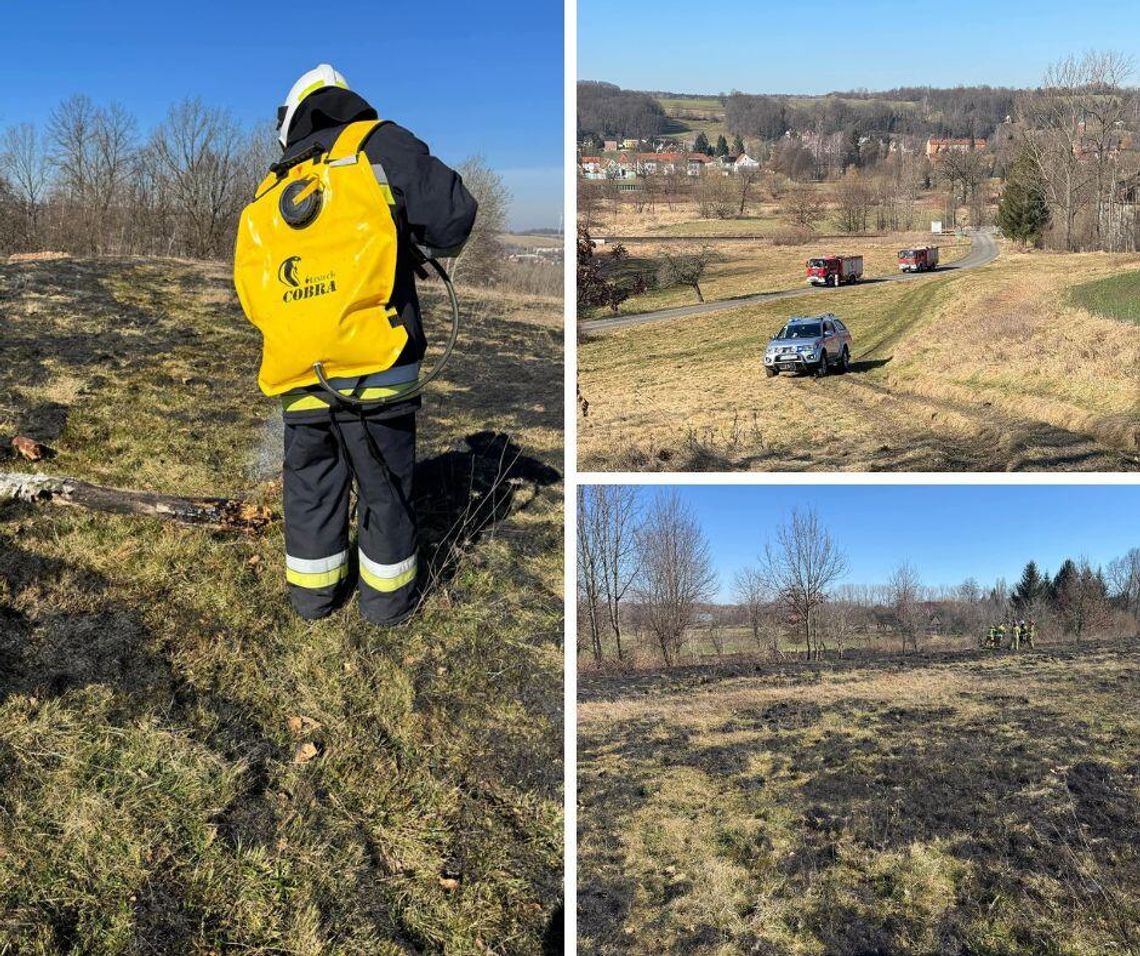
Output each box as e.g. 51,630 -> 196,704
578,636 -> 1140,955
0,258 -> 563,953
586,195 -> 950,241
583,231 -> 970,318
578,249 -> 1140,471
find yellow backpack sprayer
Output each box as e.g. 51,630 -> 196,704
233,119 -> 458,408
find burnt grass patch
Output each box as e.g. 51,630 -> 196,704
720,700 -> 822,732
579,641 -> 1140,953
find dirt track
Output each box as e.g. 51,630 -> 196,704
585,228 -> 999,334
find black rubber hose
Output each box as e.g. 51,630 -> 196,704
313,256 -> 460,408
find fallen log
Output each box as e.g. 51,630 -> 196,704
0,472 -> 275,532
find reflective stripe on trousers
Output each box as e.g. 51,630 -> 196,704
286,549 -> 349,588
359,550 -> 417,593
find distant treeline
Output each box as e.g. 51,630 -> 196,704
725,86 -> 1020,141
577,82 -> 667,141
580,82 -> 1040,142
0,95 -> 538,292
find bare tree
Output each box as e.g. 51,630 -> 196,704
576,487 -> 605,663
820,600 -> 855,657
1018,51 -> 1136,250
47,94 -> 101,251
707,607 -> 727,658
1106,548 -> 1140,624
697,173 -> 736,219
736,165 -> 762,216
1058,558 -> 1113,641
657,245 -> 718,302
733,565 -> 768,653
633,490 -> 717,666
451,156 -> 508,285
578,177 -> 603,231
888,560 -> 924,653
594,485 -> 640,661
1,123 -> 50,247
934,147 -> 989,228
150,99 -> 256,259
954,577 -> 989,638
834,168 -> 873,233
781,185 -> 826,231
758,508 -> 849,660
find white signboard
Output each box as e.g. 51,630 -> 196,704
931,220 -> 943,234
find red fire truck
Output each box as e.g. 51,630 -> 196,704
898,246 -> 940,272
806,254 -> 864,287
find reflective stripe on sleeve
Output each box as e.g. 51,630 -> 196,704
286,549 -> 349,589
358,550 -> 417,593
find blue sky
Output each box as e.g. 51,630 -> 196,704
616,485 -> 1139,602
580,0 -> 1139,94
0,0 -> 563,230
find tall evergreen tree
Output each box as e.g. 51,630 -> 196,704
715,134 -> 729,157
1012,560 -> 1048,611
1052,559 -> 1078,605
693,132 -> 711,156
732,134 -> 745,156
996,149 -> 1051,247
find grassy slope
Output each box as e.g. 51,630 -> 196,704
578,250 -> 1140,472
0,259 -> 563,953
583,194 -> 964,319
578,638 -> 1140,955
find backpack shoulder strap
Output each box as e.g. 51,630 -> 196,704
327,119 -> 383,165
252,169 -> 281,200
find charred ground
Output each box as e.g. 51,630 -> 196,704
0,257 -> 564,954
578,638 -> 1140,954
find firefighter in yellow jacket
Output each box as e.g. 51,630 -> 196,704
234,65 -> 476,625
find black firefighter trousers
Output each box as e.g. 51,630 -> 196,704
282,412 -> 418,626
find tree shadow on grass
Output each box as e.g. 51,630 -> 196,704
415,430 -> 561,597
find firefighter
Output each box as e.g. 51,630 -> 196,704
1025,618 -> 1036,649
986,623 -> 1000,649
996,622 -> 1007,649
234,65 -> 476,625
1011,619 -> 1022,652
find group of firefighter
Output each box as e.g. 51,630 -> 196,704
981,618 -> 1037,651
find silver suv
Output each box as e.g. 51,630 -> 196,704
764,313 -> 853,377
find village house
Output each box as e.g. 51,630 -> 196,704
926,137 -> 988,158
577,150 -> 713,179
578,156 -> 604,180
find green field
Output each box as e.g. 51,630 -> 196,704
1069,269 -> 1140,324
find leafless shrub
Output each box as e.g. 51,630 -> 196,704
758,508 -> 849,660
633,490 -> 717,666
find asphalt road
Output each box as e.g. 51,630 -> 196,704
585,228 -> 999,334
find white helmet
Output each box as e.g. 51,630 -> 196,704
277,64 -> 350,147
